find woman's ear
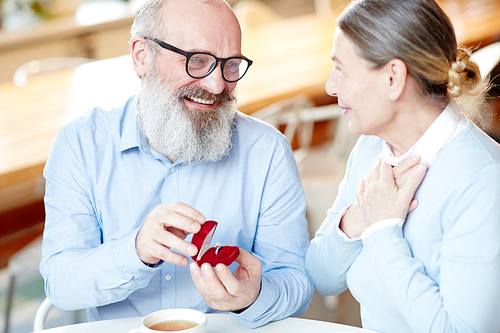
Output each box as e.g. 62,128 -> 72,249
130,36 -> 148,78
385,59 -> 408,101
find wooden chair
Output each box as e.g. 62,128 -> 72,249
251,94 -> 314,146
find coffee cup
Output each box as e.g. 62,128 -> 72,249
128,308 -> 207,332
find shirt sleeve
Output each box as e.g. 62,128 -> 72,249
360,217 -> 404,241
362,163 -> 500,332
305,147 -> 363,296
40,124 -> 159,311
233,136 -> 313,328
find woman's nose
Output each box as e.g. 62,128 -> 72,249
325,71 -> 338,97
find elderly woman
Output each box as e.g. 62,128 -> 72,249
305,0 -> 500,332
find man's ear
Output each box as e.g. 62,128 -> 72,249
130,36 -> 148,78
385,59 -> 408,101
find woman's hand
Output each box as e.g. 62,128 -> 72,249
357,158 -> 427,226
340,156 -> 427,238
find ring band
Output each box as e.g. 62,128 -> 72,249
215,242 -> 222,255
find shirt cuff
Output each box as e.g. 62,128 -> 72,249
360,218 -> 404,241
335,206 -> 404,242
111,227 -> 163,276
230,276 -> 273,327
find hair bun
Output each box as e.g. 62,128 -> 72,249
447,48 -> 481,98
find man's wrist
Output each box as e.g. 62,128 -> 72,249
231,280 -> 262,314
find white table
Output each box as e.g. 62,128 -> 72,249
36,313 -> 376,333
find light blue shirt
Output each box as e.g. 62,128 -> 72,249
40,96 -> 313,329
306,117 -> 500,332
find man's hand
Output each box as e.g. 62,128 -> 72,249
189,249 -> 262,312
340,156 -> 426,238
136,202 -> 205,266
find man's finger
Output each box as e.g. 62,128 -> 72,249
200,263 -> 229,300
164,202 -> 206,224
154,231 -> 198,257
189,262 -> 212,293
153,203 -> 206,234
215,263 -> 241,295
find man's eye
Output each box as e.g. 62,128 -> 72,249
189,55 -> 215,70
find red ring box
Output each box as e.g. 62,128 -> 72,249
191,220 -> 240,267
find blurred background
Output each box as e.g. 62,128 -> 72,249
0,0 -> 498,332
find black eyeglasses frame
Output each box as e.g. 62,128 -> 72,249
144,36 -> 253,83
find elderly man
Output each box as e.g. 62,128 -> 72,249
40,0 -> 312,328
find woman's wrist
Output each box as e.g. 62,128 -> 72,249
340,203 -> 367,239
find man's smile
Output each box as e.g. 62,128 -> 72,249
186,95 -> 216,105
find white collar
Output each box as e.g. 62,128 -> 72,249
382,102 -> 466,166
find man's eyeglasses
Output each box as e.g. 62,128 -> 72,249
144,37 -> 253,83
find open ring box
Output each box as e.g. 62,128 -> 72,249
191,220 -> 239,267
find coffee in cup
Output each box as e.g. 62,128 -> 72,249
128,308 -> 206,333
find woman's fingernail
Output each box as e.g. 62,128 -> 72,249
418,163 -> 428,174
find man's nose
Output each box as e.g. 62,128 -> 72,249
199,65 -> 226,95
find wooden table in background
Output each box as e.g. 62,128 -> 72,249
0,13 -> 337,193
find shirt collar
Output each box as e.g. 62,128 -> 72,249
118,97 -> 165,159
119,96 -> 142,153
382,102 -> 466,166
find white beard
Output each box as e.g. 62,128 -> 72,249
136,63 -> 237,164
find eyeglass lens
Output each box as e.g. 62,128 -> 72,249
188,54 -> 250,82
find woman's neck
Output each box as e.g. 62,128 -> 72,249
382,101 -> 445,157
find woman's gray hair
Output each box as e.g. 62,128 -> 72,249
338,0 -> 487,123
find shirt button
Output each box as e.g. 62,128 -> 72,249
170,167 -> 176,173
165,274 -> 172,281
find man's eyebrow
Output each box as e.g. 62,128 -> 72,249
186,48 -> 244,58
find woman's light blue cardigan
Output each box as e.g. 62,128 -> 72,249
306,120 -> 500,332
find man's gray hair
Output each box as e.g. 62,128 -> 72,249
130,0 -> 166,59
131,0 -> 228,39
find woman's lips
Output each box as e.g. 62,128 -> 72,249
339,105 -> 350,115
